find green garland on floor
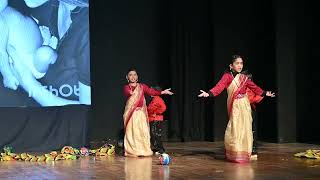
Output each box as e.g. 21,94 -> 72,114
0,144 -> 115,162
294,149 -> 320,159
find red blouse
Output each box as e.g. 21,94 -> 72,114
123,83 -> 161,107
209,73 -> 264,97
247,88 -> 264,110
147,96 -> 166,121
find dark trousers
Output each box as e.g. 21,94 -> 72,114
252,110 -> 258,154
150,121 -> 165,153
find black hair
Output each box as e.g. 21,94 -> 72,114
231,55 -> 242,64
224,55 -> 250,76
127,68 -> 138,75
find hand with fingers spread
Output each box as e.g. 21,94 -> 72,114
266,91 -> 276,97
161,88 -> 174,95
198,90 -> 209,97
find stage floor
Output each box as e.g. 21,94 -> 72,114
1,142 -> 320,179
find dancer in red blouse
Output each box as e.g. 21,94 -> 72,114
147,86 -> 167,154
198,55 -> 275,163
123,68 -> 173,157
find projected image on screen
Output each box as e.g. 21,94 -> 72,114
0,0 -> 90,107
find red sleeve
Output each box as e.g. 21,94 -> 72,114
246,79 -> 264,96
123,85 -> 131,97
147,97 -> 166,114
247,88 -> 264,104
147,99 -> 156,114
154,97 -> 167,114
142,84 -> 161,96
209,73 -> 232,96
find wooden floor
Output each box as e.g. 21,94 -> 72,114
1,142 -> 320,179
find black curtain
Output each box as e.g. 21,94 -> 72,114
89,0 -> 170,142
165,0 -> 277,142
166,0 -> 213,141
0,105 -> 89,152
296,1 -> 318,143
87,0 -> 316,144
2,0 -> 313,149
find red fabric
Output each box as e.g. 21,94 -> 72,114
124,88 -> 144,129
227,74 -> 248,117
123,85 -> 132,97
147,96 -> 166,121
246,88 -> 264,110
209,73 -> 233,96
209,73 -> 264,97
123,83 -> 161,107
225,149 -> 251,163
142,84 -> 162,96
246,79 -> 264,97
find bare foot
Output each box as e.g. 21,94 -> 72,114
250,154 -> 258,160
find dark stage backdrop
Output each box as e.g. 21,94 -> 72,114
90,0 -> 317,144
0,105 -> 89,152
2,0 -> 316,152
89,0 -> 170,142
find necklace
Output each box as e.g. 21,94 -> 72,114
129,83 -> 137,94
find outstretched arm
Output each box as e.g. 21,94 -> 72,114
198,73 -> 232,97
143,84 -> 174,96
247,88 -> 264,104
247,79 -> 275,97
